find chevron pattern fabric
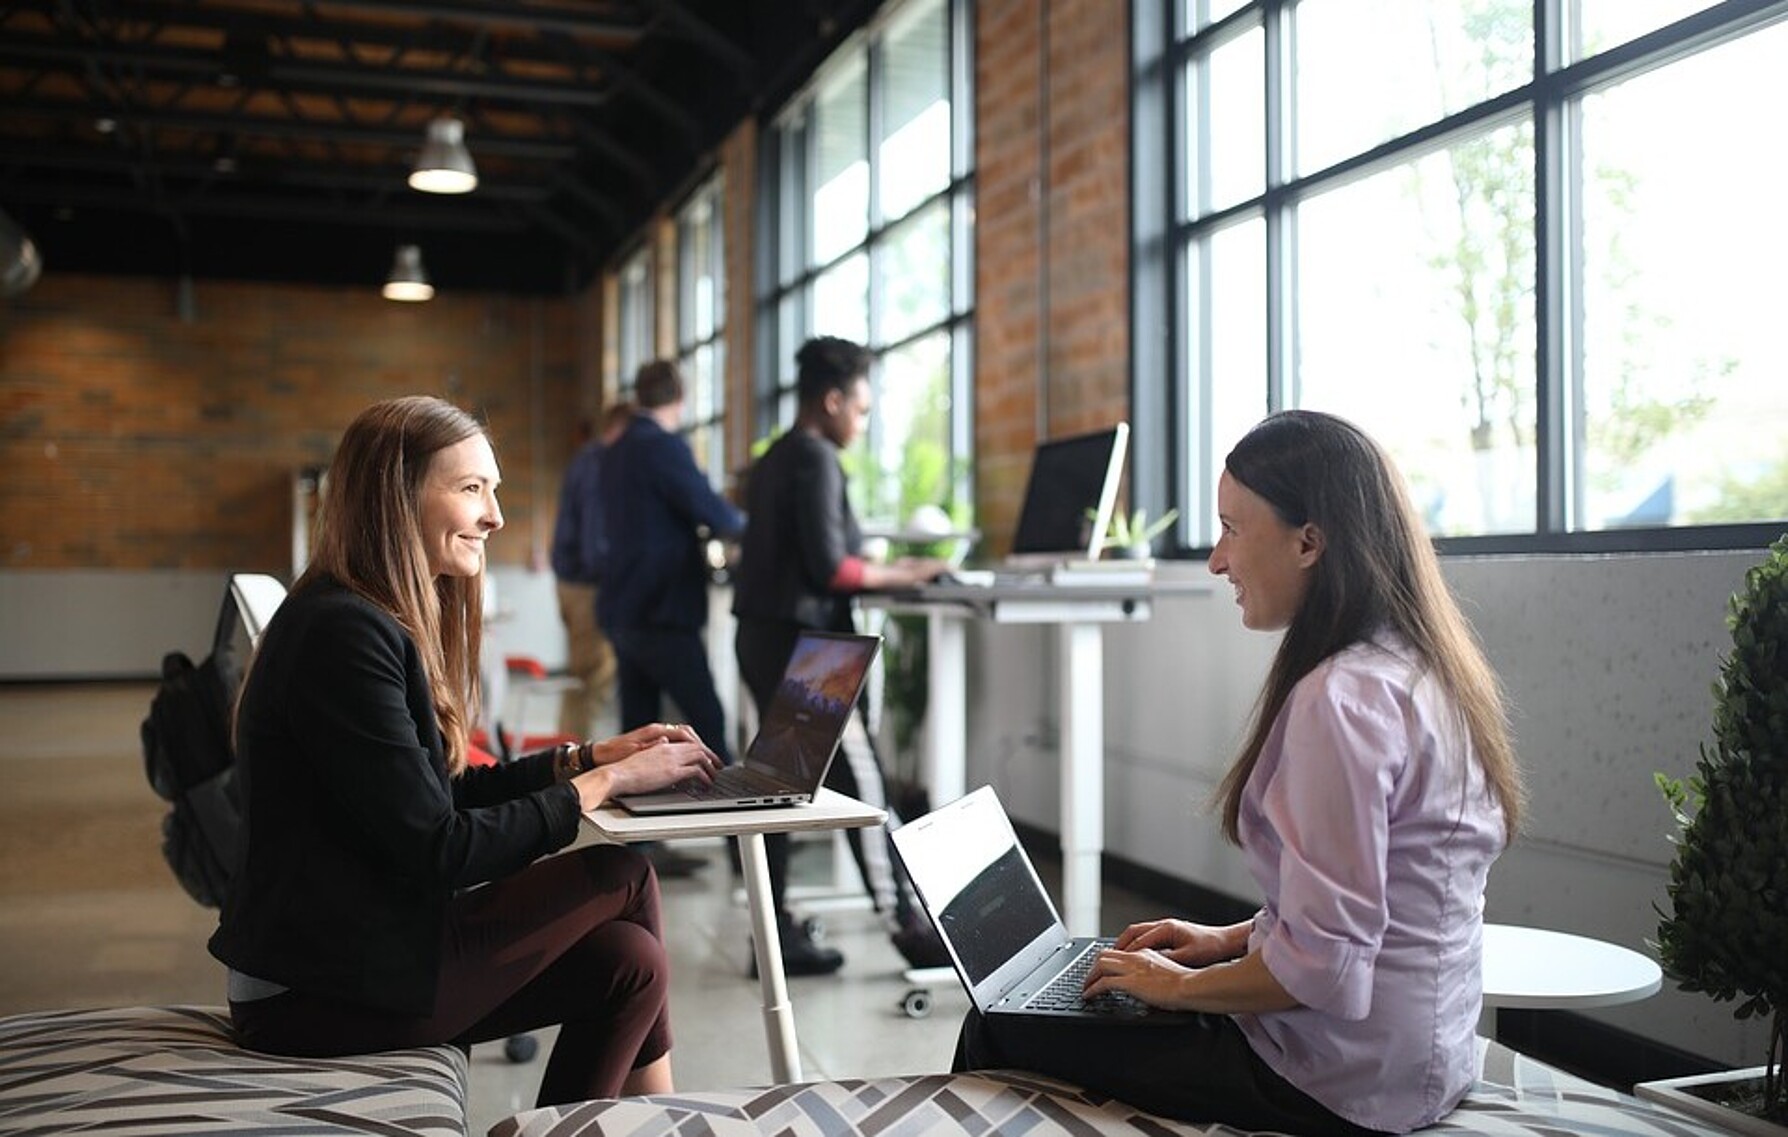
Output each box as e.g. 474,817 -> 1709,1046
494,1042 -> 1727,1137
0,1004 -> 467,1136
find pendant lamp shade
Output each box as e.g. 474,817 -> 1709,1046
409,116 -> 478,194
382,244 -> 434,301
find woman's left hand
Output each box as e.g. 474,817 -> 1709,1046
1082,946 -> 1196,1010
589,722 -> 708,765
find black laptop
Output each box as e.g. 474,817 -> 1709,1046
614,630 -> 880,815
893,785 -> 1196,1022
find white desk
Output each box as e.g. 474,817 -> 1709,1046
1481,922 -> 1663,1010
865,578 -> 1212,938
581,789 -> 886,1083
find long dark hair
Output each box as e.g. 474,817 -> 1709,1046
297,395 -> 489,774
1214,411 -> 1524,842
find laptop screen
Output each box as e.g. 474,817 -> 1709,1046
893,786 -> 1063,987
748,631 -> 879,790
1008,424 -> 1129,559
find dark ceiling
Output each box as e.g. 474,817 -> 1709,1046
0,0 -> 876,296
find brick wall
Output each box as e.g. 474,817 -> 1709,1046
974,0 -> 1130,554
3,274 -> 585,573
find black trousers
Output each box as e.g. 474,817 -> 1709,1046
954,1007 -> 1384,1136
608,624 -> 735,765
735,615 -> 917,927
229,845 -> 672,1108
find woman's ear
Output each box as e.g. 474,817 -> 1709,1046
1297,523 -> 1325,568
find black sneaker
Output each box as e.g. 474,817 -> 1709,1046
749,913 -> 844,978
892,919 -> 951,970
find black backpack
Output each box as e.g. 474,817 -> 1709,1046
140,589 -> 252,908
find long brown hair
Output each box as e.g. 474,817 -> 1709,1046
1214,411 -> 1524,843
298,395 -> 489,775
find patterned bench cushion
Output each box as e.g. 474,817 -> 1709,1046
0,1004 -> 468,1136
490,1041 -> 1725,1137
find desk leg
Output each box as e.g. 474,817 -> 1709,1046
1058,622 -> 1103,938
739,832 -> 801,1082
925,611 -> 968,806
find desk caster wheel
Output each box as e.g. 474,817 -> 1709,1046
900,988 -> 933,1019
504,1034 -> 538,1063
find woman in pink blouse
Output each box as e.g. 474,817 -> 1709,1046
952,411 -> 1526,1135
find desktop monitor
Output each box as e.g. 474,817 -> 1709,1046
1008,423 -> 1129,563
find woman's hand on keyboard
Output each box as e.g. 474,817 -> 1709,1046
571,734 -> 721,810
1112,917 -> 1243,967
1081,945 -> 1195,1010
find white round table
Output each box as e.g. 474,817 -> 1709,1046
1481,923 -> 1663,1010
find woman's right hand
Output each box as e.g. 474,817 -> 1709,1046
569,738 -> 719,811
1113,918 -> 1240,967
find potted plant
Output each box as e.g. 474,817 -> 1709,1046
1640,534 -> 1788,1134
1092,507 -> 1179,560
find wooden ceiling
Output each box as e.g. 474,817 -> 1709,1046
0,0 -> 873,294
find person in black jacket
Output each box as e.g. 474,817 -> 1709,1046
210,395 -> 720,1106
732,336 -> 951,975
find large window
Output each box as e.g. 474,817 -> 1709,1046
756,0 -> 974,529
615,244 -> 655,395
676,175 -> 727,487
1137,1 -> 1788,548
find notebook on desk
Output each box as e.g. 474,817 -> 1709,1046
892,785 -> 1195,1023
614,630 -> 880,815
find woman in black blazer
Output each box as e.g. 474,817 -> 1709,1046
209,395 -> 720,1106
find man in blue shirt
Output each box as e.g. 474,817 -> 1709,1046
549,404 -> 631,742
598,361 -> 747,824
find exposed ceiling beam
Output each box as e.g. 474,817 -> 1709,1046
293,0 -> 649,41
4,183 -> 530,232
7,0 -> 623,64
5,99 -> 579,160
0,38 -> 613,108
0,141 -> 555,201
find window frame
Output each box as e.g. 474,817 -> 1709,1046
1132,0 -> 1788,557
753,0 -> 977,524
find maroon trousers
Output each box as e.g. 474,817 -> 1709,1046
230,844 -> 671,1106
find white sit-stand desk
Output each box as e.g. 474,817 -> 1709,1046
581,789 -> 886,1083
865,576 -> 1213,938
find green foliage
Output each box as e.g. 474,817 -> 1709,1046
1689,454 -> 1788,527
1089,507 -> 1180,553
1655,534 -> 1788,1121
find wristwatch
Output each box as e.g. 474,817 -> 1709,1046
556,741 -> 594,781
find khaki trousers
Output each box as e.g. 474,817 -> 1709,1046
555,579 -> 616,738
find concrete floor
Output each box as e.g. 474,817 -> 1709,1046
0,679 -> 1158,1136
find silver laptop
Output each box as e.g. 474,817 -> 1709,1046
615,630 -> 880,815
892,784 -> 1193,1023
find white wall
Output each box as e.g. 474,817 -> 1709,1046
0,570 -> 235,679
958,551 -> 1771,1069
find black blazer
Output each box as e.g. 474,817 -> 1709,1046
208,577 -> 583,1017
732,428 -> 859,633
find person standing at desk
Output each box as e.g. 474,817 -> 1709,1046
211,395 -> 721,1106
599,361 -> 747,880
549,402 -> 633,740
953,411 -> 1527,1135
733,335 -> 951,975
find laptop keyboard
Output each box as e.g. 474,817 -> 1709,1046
676,764 -> 791,801
1023,940 -> 1153,1015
